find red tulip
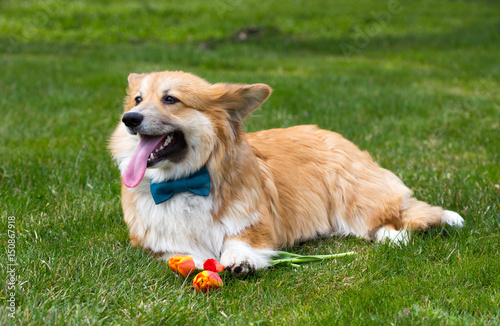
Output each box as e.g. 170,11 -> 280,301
203,258 -> 225,273
168,255 -> 196,277
192,271 -> 223,292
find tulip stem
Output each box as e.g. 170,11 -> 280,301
270,251 -> 356,267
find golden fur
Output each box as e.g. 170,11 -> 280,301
110,70 -> 463,276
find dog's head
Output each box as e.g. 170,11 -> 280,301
110,70 -> 271,188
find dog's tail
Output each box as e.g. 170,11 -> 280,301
373,198 -> 464,244
400,198 -> 464,231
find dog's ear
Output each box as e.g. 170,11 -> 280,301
127,73 -> 146,85
214,83 -> 272,121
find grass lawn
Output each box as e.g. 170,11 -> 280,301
1,0 -> 499,324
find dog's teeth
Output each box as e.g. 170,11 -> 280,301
159,145 -> 164,150
149,153 -> 154,160
164,136 -> 172,146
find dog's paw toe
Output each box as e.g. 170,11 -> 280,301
226,261 -> 254,277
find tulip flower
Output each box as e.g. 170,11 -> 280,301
168,255 -> 196,277
193,271 -> 223,292
203,258 -> 225,273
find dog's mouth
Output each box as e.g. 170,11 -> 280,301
146,131 -> 186,167
123,131 -> 187,188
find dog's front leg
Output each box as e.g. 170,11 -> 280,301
220,238 -> 276,277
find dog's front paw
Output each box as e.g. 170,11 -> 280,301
219,240 -> 275,277
225,261 -> 255,277
220,249 -> 257,277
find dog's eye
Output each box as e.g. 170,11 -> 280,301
134,96 -> 143,105
162,95 -> 180,105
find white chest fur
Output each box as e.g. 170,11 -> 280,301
126,186 -> 226,260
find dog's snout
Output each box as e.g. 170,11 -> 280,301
122,112 -> 144,128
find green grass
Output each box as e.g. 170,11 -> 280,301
1,0 -> 499,324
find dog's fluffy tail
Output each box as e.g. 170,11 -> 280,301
374,198 -> 464,245
400,198 -> 464,231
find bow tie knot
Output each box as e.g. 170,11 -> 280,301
150,166 -> 211,205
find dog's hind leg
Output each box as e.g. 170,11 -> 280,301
373,226 -> 410,245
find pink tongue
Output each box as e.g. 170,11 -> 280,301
123,136 -> 165,188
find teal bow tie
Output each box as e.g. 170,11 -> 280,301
150,166 -> 211,205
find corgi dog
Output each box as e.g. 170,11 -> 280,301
110,70 -> 464,276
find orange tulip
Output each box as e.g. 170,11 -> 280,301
168,255 -> 196,277
192,271 -> 223,292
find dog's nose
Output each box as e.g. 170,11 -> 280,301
122,112 -> 144,128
